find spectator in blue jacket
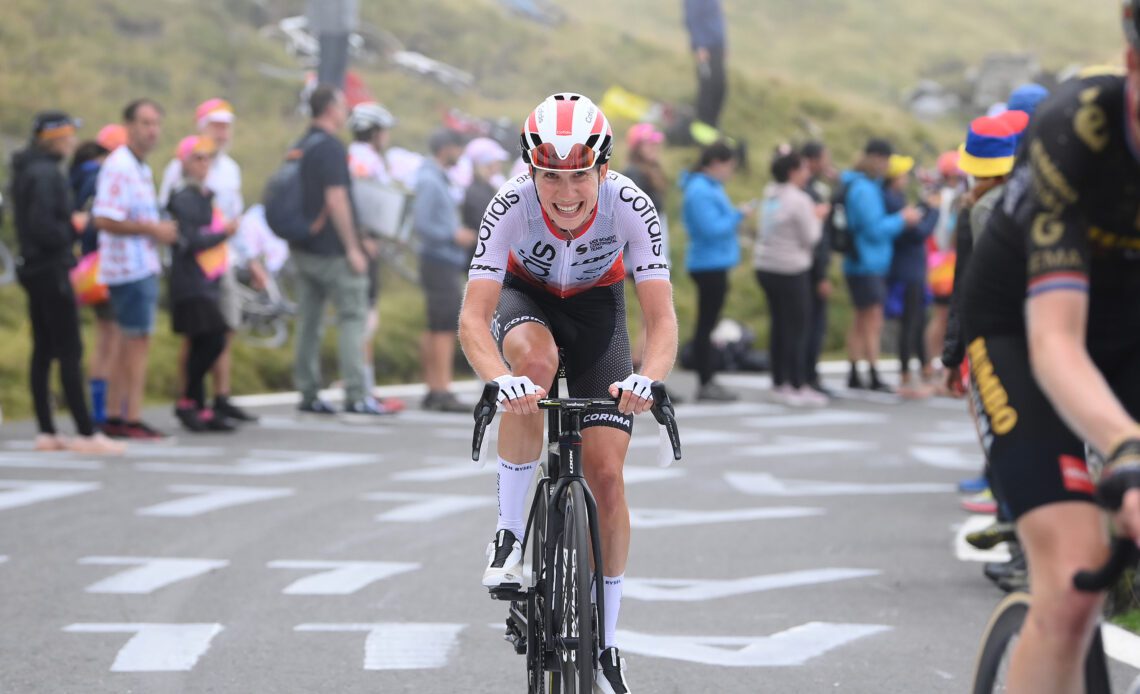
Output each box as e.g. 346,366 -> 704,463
840,138 -> 921,391
883,154 -> 939,396
683,0 -> 728,128
681,141 -> 754,401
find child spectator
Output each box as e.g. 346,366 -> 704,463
166,135 -> 239,432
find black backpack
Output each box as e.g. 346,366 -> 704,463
263,131 -> 327,243
822,181 -> 858,260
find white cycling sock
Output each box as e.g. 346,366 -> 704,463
603,574 -> 623,650
496,457 -> 538,540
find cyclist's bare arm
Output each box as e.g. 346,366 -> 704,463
609,279 -> 677,415
458,278 -> 546,415
1027,290 -> 1140,536
1027,291 -> 1138,455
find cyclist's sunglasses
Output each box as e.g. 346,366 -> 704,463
529,142 -> 596,172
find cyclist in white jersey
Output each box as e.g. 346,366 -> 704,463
459,93 -> 677,694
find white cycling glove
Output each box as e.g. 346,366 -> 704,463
615,373 -> 654,402
493,374 -> 540,405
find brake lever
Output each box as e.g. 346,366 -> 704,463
649,382 -> 682,463
471,382 -> 500,463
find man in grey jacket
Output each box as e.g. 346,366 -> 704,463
413,128 -> 474,412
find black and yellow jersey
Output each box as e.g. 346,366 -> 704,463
962,73 -> 1140,347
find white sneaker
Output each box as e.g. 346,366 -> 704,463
595,647 -> 631,693
795,386 -> 828,408
482,529 -> 523,588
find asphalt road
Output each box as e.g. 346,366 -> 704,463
1,371 -> 1137,693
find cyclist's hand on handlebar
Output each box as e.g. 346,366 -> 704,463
1097,438 -> 1140,544
1116,488 -> 1140,546
493,374 -> 545,416
610,374 -> 654,416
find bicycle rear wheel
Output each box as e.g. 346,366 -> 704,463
551,482 -> 595,694
972,592 -> 1113,694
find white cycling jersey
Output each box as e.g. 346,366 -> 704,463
468,171 -> 670,297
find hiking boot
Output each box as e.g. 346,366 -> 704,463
65,433 -> 126,455
985,543 -> 1027,593
298,398 -> 337,415
482,529 -> 523,589
868,371 -> 894,394
966,521 -> 1017,551
961,489 -> 997,514
214,395 -> 258,423
957,475 -> 989,494
423,391 -> 470,413
122,420 -> 172,441
696,381 -> 738,402
595,647 -> 631,694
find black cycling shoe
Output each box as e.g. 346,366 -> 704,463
596,647 -> 631,694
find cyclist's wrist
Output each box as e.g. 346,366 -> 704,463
1105,427 -> 1140,462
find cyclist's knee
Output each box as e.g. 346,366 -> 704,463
587,459 -> 626,507
1026,587 -> 1103,645
508,347 -> 558,387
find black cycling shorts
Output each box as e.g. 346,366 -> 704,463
966,335 -> 1140,520
491,274 -> 634,433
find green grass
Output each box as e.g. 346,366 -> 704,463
1113,609 -> 1140,634
0,0 -> 1109,419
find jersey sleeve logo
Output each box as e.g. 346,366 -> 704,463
618,185 -> 663,256
474,188 -> 521,259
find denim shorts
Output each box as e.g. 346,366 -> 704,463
108,274 -> 160,337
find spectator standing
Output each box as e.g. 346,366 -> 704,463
622,123 -> 672,370
166,135 -> 239,432
70,123 -> 127,426
413,128 -> 474,412
754,145 -> 827,407
158,99 -> 257,423
683,0 -> 728,128
800,140 -> 835,394
883,154 -> 939,396
681,141 -> 752,401
840,138 -> 921,392
290,84 -> 382,417
460,137 -> 509,250
922,150 -> 964,387
93,99 -> 178,440
10,111 -> 125,454
347,101 -> 403,414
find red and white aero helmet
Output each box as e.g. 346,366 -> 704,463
520,93 -> 614,172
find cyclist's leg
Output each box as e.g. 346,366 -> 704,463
491,283 -> 557,545
968,335 -> 1107,693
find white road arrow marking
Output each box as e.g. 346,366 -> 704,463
136,450 -> 379,476
1102,624 -> 1140,669
741,411 -> 888,428
392,465 -> 494,482
80,557 -> 229,594
953,515 -> 1012,563
0,555 -> 8,564
622,466 -> 686,484
912,421 -> 979,445
0,480 -> 100,511
670,401 -> 785,418
136,485 -> 294,517
910,445 -> 984,471
617,622 -> 891,666
733,436 -> 877,458
268,560 -> 421,595
63,623 -> 224,672
363,492 -> 495,522
294,623 -> 465,670
725,472 -> 954,497
629,507 -> 823,529
624,569 -> 879,602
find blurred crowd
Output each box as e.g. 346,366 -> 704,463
2,0 -> 1055,460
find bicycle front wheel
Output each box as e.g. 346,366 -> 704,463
972,592 -> 1113,694
552,482 -> 595,694
972,591 -> 1028,693
527,467 -> 550,694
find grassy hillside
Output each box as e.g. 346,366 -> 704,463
0,0 -> 1112,418
563,0 -> 1122,99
